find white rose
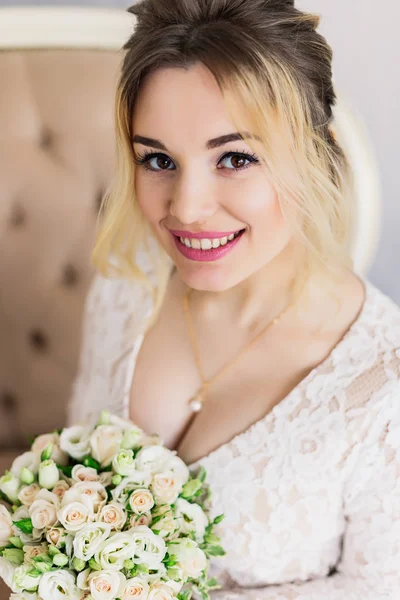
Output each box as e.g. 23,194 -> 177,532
18,484 -> 41,507
89,569 -> 126,600
128,525 -> 166,568
0,504 -> 14,546
129,489 -> 154,515
135,446 -> 172,475
151,470 -> 183,505
151,506 -> 179,540
57,497 -> 94,532
31,433 -> 68,465
111,474 -> 152,505
175,498 -> 208,543
148,582 -> 177,600
163,455 -> 190,486
0,556 -> 16,589
121,577 -> 149,599
60,426 -> 92,461
22,543 -> 48,564
10,592 -> 38,600
169,538 -> 207,579
38,460 -> 60,490
129,513 -> 152,528
97,502 -> 126,531
73,523 -> 111,561
90,426 -> 123,467
52,480 -> 70,501
29,498 -> 58,530
77,567 -> 91,591
72,465 -> 100,483
95,533 -> 136,571
38,570 -> 82,600
12,564 -> 41,593
73,482 -> 107,513
0,472 -> 21,504
112,450 -> 138,477
11,453 -> 40,478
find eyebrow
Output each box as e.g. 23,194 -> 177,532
132,132 -> 259,151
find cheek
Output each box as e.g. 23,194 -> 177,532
234,175 -> 284,228
135,172 -> 168,223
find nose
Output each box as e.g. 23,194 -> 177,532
169,170 -> 218,225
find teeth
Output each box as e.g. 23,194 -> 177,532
179,230 -> 242,250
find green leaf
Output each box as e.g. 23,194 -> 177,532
41,443 -> 53,462
181,479 -> 202,499
204,533 -> 221,544
204,545 -> 226,557
57,464 -> 73,478
213,514 -> 225,525
83,456 -> 101,471
13,518 -> 33,534
206,578 -> 219,588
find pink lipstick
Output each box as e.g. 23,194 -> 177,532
170,229 -> 245,262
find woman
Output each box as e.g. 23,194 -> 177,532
68,0 -> 400,597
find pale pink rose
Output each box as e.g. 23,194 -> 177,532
46,526 -> 68,548
89,570 -> 126,600
29,498 -> 58,530
97,502 -> 126,531
151,471 -> 183,504
57,499 -> 93,532
90,426 -> 123,467
129,489 -> 154,515
73,482 -> 107,513
0,505 -> 13,546
122,577 -> 149,599
18,483 -> 41,507
23,543 -> 48,564
71,465 -> 100,483
99,472 -> 113,487
52,480 -> 70,501
129,513 -> 152,528
148,582 -> 177,600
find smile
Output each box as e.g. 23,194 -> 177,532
171,229 -> 246,262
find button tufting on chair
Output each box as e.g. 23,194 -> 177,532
29,329 -> 49,352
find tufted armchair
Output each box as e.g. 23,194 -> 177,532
0,7 -> 133,475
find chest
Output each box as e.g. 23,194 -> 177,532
128,289 -> 328,465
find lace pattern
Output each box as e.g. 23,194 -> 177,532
67,271 -> 400,598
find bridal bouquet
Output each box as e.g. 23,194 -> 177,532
0,411 -> 225,600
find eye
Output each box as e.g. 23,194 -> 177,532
217,151 -> 260,171
134,151 -> 176,172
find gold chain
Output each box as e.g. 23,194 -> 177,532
183,283 -> 299,413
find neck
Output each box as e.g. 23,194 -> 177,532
186,240 -> 309,333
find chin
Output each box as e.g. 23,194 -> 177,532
176,263 -> 242,293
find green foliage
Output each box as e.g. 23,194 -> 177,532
12,518 -> 33,535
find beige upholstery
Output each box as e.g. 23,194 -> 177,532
0,49 -> 121,457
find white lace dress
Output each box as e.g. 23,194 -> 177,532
67,268 -> 400,599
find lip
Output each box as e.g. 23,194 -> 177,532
169,229 -> 243,240
171,229 -> 245,262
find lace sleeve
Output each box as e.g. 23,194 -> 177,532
211,384 -> 400,599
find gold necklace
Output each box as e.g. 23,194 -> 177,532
183,284 -> 298,413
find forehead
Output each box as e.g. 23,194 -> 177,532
132,63 -> 248,149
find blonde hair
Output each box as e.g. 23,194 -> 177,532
92,0 -> 354,327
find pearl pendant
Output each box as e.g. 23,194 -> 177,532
189,395 -> 203,413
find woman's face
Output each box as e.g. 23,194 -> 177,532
132,62 -> 293,292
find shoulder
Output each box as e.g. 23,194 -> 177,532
361,279 -> 400,353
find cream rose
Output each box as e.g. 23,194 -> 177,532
60,426 -> 92,461
10,592 -> 39,600
90,426 -> 123,467
22,543 -> 48,565
148,582 -> 177,600
77,567 -> 91,591
38,570 -> 82,600
57,497 -> 94,532
18,484 -> 41,507
111,474 -> 152,505
11,452 -> 41,478
98,472 -> 113,487
89,569 -> 126,600
29,498 -> 58,530
73,523 -> 111,561
129,513 -> 152,528
0,472 -> 21,504
175,498 -> 208,543
73,482 -> 107,513
121,577 -> 149,599
134,446 -> 172,475
162,455 -> 189,486
31,433 -> 68,466
38,460 -> 60,490
45,526 -> 69,548
0,504 -> 14,546
72,465 -> 100,483
151,506 -> 179,540
97,502 -> 126,531
95,533 -> 136,571
151,470 -> 183,505
129,489 -> 154,515
128,526 -> 166,568
169,538 -> 207,579
52,480 -> 70,501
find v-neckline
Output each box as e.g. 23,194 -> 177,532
120,275 -> 374,470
